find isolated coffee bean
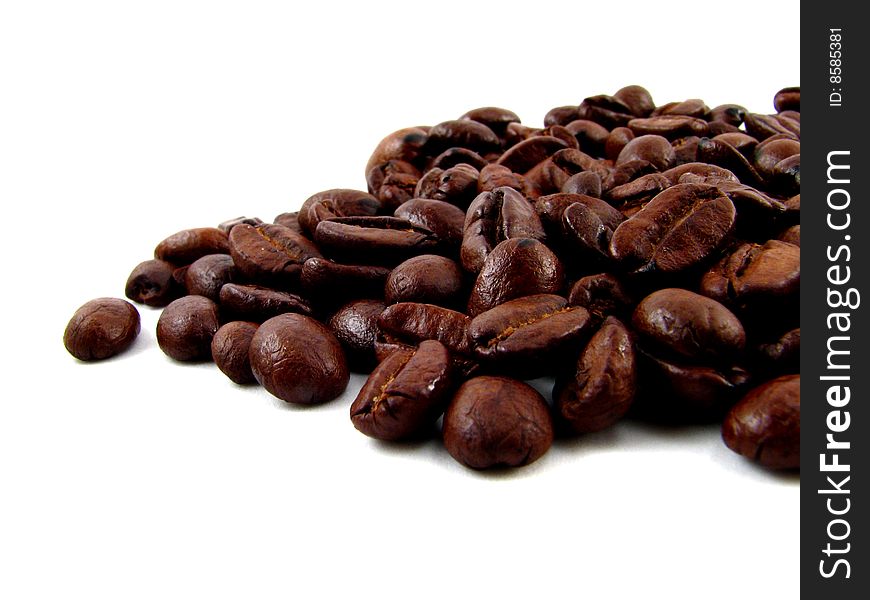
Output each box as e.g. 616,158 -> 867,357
609,183 -> 735,275
568,273 -> 634,320
632,288 -> 746,363
300,258 -> 390,302
350,340 -> 454,441
394,198 -> 466,248
155,227 -> 229,265
249,313 -> 349,404
461,187 -> 546,273
385,255 -> 464,308
297,189 -> 381,237
467,238 -> 565,316
328,299 -> 386,372
228,223 -> 321,287
184,254 -> 235,302
219,283 -> 313,322
554,316 -> 636,433
722,375 -> 800,469
156,295 -> 220,362
211,321 -> 259,384
443,376 -> 554,470
125,259 -> 181,307
64,298 -> 140,361
314,216 -> 442,266
469,294 -> 592,377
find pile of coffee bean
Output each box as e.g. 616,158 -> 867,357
64,85 -> 801,471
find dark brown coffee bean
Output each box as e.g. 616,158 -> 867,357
706,121 -> 743,136
777,224 -> 800,247
654,98 -> 709,119
394,198 -> 465,248
477,164 -> 527,194
300,257 -> 391,302
228,223 -> 321,287
562,198 -> 625,263
272,212 -> 303,233
744,113 -> 794,141
297,189 -> 381,238
249,313 -> 348,404
426,163 -> 480,207
710,104 -> 747,126
696,138 -> 764,188
554,316 -> 636,433
211,321 -> 258,384
64,298 -> 141,361
662,162 -> 739,185
773,87 -> 800,113
564,120 -> 610,155
700,240 -> 801,308
604,126 -> 634,161
366,159 -> 420,211
632,288 -> 746,363
616,135 -> 676,171
328,299 -> 386,372
561,171 -> 602,197
538,124 -> 579,150
568,273 -> 635,319
385,255 -> 464,308
609,183 -> 735,275
605,173 -> 672,208
461,187 -> 545,273
672,136 -> 701,165
702,181 -> 787,235
425,120 -> 500,155
365,127 -> 429,175
713,132 -> 759,158
351,340 -> 453,441
156,295 -> 220,361
414,167 -> 443,199
314,216 -> 441,266
442,376 -> 553,470
543,105 -> 582,128
430,147 -> 488,171
469,294 -> 592,377
125,259 -> 181,307
377,302 -> 473,360
154,227 -> 229,266
219,283 -> 313,322
184,254 -> 235,302
771,154 -> 800,196
495,135 -> 569,173
756,328 -> 800,375
602,159 -> 659,193
722,375 -> 800,469
614,85 -> 655,117
460,107 -> 521,137
578,94 -> 634,129
628,115 -> 709,140
467,238 -> 565,317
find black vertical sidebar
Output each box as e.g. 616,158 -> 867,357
802,3 -> 868,597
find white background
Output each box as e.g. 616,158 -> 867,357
1,1 -> 800,598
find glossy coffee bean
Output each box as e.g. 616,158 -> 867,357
314,216 -> 442,266
394,198 -> 466,248
297,189 -> 381,238
443,376 -> 553,470
211,321 -> 258,384
616,135 -> 676,171
561,171 -> 602,197
385,255 -> 464,307
627,115 -> 708,140
377,302 -> 473,363
228,223 -> 321,287
64,298 -> 140,361
614,85 -> 655,117
125,259 -> 181,307
604,127 -> 634,161
365,127 -> 429,176
249,313 -> 349,405
328,299 -> 386,372
156,295 -> 220,361
366,159 -> 420,211
477,164 -> 527,194
756,328 -> 800,375
773,87 -> 800,113
425,120 -> 500,156
219,283 -> 313,322
700,240 -> 801,308
710,104 -> 747,126
496,135 -> 569,173
460,106 -> 521,135
554,316 -> 636,433
299,258 -> 390,302
155,227 -> 229,266
722,375 -> 800,469
567,273 -> 634,320
184,254 -> 235,302
351,340 -> 453,441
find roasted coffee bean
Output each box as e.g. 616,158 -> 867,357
495,135 -> 569,173
461,187 -> 545,273
632,288 -> 745,363
554,316 -> 636,433
350,340 -> 453,441
672,136 -> 701,165
218,216 -> 264,233
710,104 -> 747,126
297,189 -> 381,237
467,238 -> 565,317
300,257 -> 391,302
602,159 -> 658,192
568,273 -> 635,320
713,132 -> 759,157
425,120 -> 500,156
609,183 -> 735,275
706,121 -> 743,136
125,259 -> 181,307
477,164 -> 527,193
64,298 -> 140,361
654,98 -> 709,119
377,302 -> 473,362
564,120 -> 610,155
614,85 -> 655,117
561,171 -> 602,197
771,154 -> 800,196
773,87 -> 800,113
414,167 -> 443,199
604,126 -> 634,161
314,216 -> 442,266
460,107 -> 521,138
394,198 -> 466,248
385,255 -> 464,308
155,227 -> 229,266
605,173 -> 671,208
366,159 -> 420,211
543,105 -> 582,128
722,375 -> 800,469
365,127 -> 429,175
744,113 -> 794,141
219,283 -> 313,322
425,163 -> 480,207
156,295 -> 220,362
328,299 -> 386,372
756,328 -> 800,375
211,321 -> 258,384
469,294 -> 592,377
616,135 -> 676,171
578,94 -> 634,129
249,313 -> 349,404
700,240 -> 801,308
272,212 -> 303,233
184,254 -> 235,302
430,147 -> 488,171
628,115 -> 708,140
697,137 -> 765,188
562,197 -> 625,263
442,376 -> 554,470
777,224 -> 800,247
228,223 -> 321,287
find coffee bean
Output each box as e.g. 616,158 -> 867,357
430,147 -> 488,171
426,120 -> 501,155
297,189 -> 381,237
564,120 -> 610,155
377,302 -> 473,364
385,255 -> 464,308
713,132 -> 759,157
477,164 -> 528,194
249,313 -> 348,404
628,115 -> 709,140
443,376 -> 554,470
64,298 -> 140,361
314,216 -> 442,266
561,171 -> 603,197
773,87 -> 800,113
300,257 -> 391,302
366,159 -> 420,211
777,224 -> 800,247
156,295 -> 220,361
351,340 -> 453,441
700,240 -> 800,309
125,259 -> 181,307
604,126 -> 634,161
562,197 -> 625,263
578,94 -> 634,129
710,104 -> 747,126
365,127 -> 429,175
394,198 -> 466,248
422,163 -> 480,207
554,316 -> 636,433
755,328 -> 800,376
219,283 -> 313,322
543,105 -> 582,128
614,85 -> 655,117
722,375 -> 800,469
228,223 -> 321,287
155,227 -> 229,266
568,273 -> 635,320
496,135 -> 569,173
460,107 -> 521,138
654,98 -> 709,119
211,321 -> 258,384
328,299 -> 386,372
184,254 -> 235,302
272,212 -> 303,233
616,135 -> 676,171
